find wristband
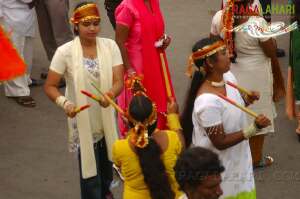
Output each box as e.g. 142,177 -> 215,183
243,123 -> 258,139
167,113 -> 182,131
55,96 -> 68,109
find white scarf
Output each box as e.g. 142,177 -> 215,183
71,37 -> 118,179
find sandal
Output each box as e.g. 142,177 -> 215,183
10,96 -> 36,107
254,155 -> 274,170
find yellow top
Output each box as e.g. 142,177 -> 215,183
113,130 -> 183,199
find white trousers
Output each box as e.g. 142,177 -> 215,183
1,21 -> 34,97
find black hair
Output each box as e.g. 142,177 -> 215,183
292,0 -> 300,27
129,95 -> 175,199
73,1 -> 94,35
175,147 -> 225,192
180,37 -> 220,147
230,0 -> 252,63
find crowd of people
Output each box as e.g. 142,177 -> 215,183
1,0 -> 300,199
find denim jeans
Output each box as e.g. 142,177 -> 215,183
78,138 -> 113,199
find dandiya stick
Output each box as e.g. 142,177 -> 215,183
159,53 -> 172,98
217,94 -> 258,118
91,83 -> 125,115
75,104 -> 91,113
226,81 -> 252,96
81,90 -> 101,101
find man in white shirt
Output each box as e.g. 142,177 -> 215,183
0,0 -> 37,107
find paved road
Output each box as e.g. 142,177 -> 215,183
1,0 -> 299,198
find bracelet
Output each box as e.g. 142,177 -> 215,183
55,96 -> 68,109
243,123 -> 258,139
167,113 -> 182,131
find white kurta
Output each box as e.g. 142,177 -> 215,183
192,72 -> 256,199
0,0 -> 36,96
0,0 -> 36,37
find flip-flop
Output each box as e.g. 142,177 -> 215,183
254,155 -> 274,170
10,96 -> 36,108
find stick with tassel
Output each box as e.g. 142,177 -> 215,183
226,81 -> 252,96
75,104 -> 91,114
217,94 -> 258,118
91,83 -> 125,115
159,52 -> 172,98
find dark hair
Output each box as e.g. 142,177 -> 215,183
129,95 -> 175,199
175,147 -> 225,192
180,37 -> 220,147
292,0 -> 300,26
73,1 -> 94,35
230,0 -> 252,62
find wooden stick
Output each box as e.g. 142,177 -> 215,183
81,90 -> 101,101
75,104 -> 91,113
217,94 -> 258,118
159,53 -> 172,98
91,83 -> 125,115
226,81 -> 252,96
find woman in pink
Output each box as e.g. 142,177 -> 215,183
115,0 -> 175,136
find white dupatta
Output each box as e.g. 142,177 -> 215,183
71,37 -> 118,179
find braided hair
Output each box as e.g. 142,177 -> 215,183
128,82 -> 175,199
181,37 -> 220,147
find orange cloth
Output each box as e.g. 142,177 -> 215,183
0,26 -> 26,82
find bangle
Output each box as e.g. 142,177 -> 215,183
167,113 -> 182,131
55,96 -> 68,109
243,123 -> 258,139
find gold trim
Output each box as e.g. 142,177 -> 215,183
71,3 -> 100,24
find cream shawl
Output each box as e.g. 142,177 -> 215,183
71,37 -> 119,179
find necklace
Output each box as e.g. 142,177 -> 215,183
206,79 -> 225,87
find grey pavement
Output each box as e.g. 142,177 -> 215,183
0,0 -> 299,199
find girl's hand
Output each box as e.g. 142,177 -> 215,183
64,102 -> 77,118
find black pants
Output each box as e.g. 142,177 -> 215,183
259,0 -> 272,22
104,0 -> 123,29
78,139 -> 113,199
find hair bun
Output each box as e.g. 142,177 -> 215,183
125,74 -> 147,95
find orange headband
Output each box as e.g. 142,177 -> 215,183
71,3 -> 100,24
185,40 -> 226,78
192,40 -> 226,60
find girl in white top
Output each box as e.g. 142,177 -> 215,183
210,0 -> 285,168
181,37 -> 271,199
44,2 -> 124,199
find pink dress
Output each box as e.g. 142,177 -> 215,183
116,0 -> 175,136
